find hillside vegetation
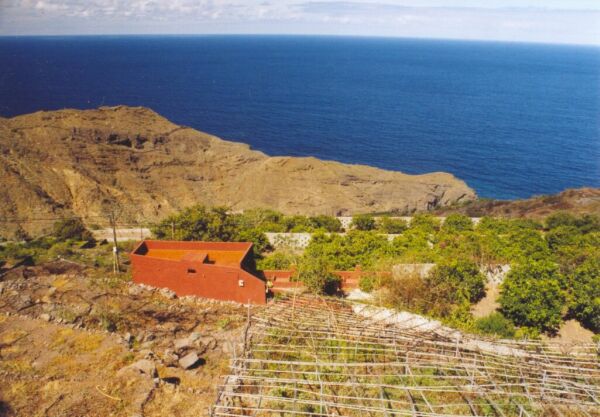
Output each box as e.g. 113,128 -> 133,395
150,207 -> 600,338
434,187 -> 600,218
3,206 -> 599,339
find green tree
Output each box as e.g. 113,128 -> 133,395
53,218 -> 93,242
234,208 -> 286,232
294,255 -> 340,295
442,214 -> 473,233
305,231 -> 391,269
546,212 -> 578,230
377,216 -> 408,234
410,214 -> 441,233
428,258 -> 486,304
236,228 -> 271,255
568,256 -> 600,332
309,215 -> 343,232
499,261 -> 566,333
546,225 -> 579,251
257,251 -> 297,270
152,206 -> 237,241
351,214 -> 376,231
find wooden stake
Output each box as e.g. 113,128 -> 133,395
109,212 -> 120,274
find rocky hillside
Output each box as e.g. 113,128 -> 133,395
0,261 -> 248,416
434,188 -> 600,218
0,106 -> 475,236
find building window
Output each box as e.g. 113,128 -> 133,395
187,268 -> 196,274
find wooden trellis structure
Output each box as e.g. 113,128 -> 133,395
212,295 -> 600,417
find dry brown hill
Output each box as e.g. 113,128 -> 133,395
0,106 -> 475,237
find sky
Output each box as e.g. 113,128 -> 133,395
1,0 -> 599,45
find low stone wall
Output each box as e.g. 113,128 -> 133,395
92,228 -> 152,242
265,232 -> 400,249
392,263 -> 435,278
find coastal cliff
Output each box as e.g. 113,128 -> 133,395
0,106 -> 475,236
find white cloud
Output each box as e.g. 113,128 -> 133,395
0,0 -> 598,45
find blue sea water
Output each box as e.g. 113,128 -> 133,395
0,35 -> 598,200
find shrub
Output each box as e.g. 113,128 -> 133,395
304,230 -> 391,270
377,216 -> 408,234
47,242 -> 74,259
428,259 -> 486,304
513,327 -> 541,340
52,218 -> 93,242
546,226 -> 579,250
443,214 -> 473,232
257,251 -> 296,270
309,215 -> 343,232
410,214 -> 441,233
474,313 -> 516,338
379,259 -> 484,318
568,256 -> 600,332
14,227 -> 31,242
499,260 -> 566,333
546,212 -> 578,230
379,272 -> 429,313
294,256 -> 340,295
574,214 -> 600,234
505,228 -> 551,262
351,214 -> 376,231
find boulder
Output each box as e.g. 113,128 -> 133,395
178,352 -> 200,369
174,337 -> 191,351
128,359 -> 157,378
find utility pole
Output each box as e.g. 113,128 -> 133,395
101,199 -> 123,274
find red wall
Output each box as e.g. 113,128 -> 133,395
130,253 -> 266,304
264,267 -> 362,293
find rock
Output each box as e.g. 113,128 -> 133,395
198,336 -> 217,351
128,285 -> 143,296
178,352 -> 200,369
16,295 -> 33,310
138,349 -> 154,359
188,332 -> 201,342
124,332 -> 133,345
129,359 -> 157,378
159,288 -> 177,299
39,313 -> 51,322
140,341 -> 154,350
174,337 -> 191,351
161,349 -> 179,366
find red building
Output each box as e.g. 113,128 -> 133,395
130,240 -> 267,304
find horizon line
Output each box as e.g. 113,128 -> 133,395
1,32 -> 599,48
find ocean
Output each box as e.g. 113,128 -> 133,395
0,35 -> 598,200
